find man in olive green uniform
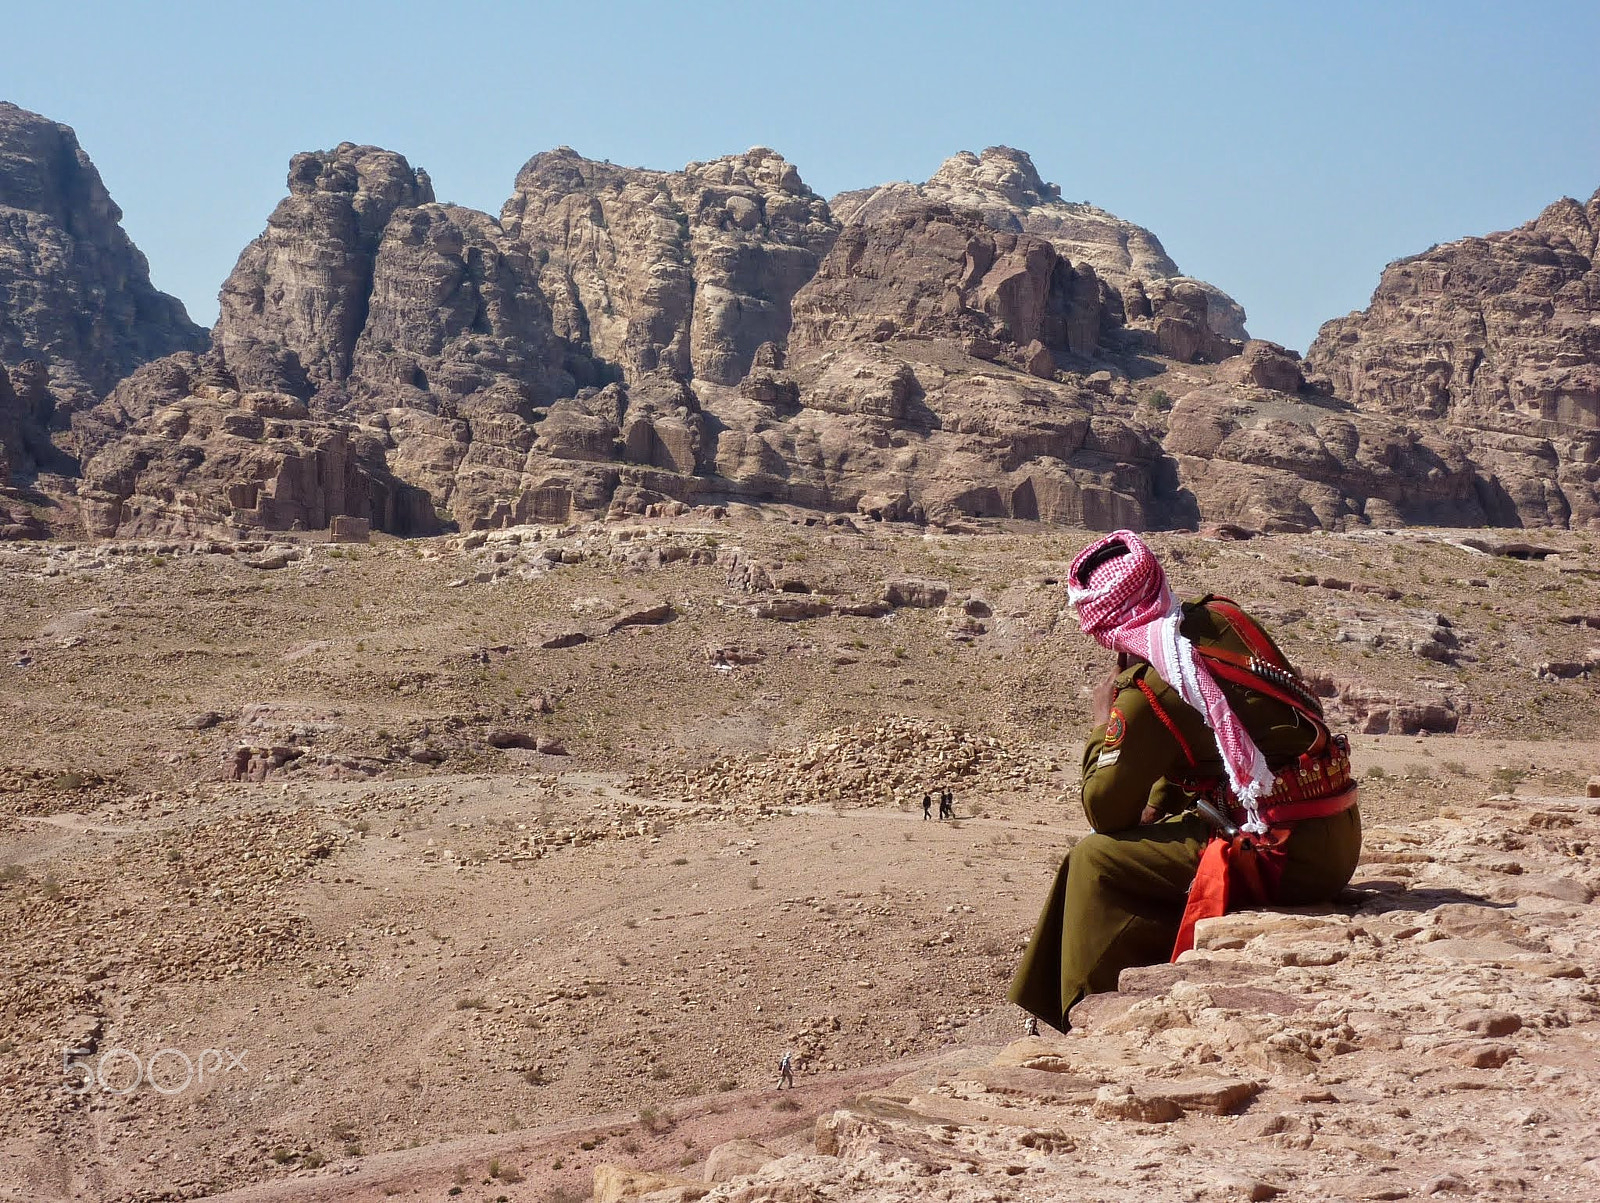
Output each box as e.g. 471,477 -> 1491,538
1008,532 -> 1362,1033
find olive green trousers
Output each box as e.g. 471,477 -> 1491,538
1008,808 -> 1361,1031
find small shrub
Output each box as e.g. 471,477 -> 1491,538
1491,766 -> 1527,790
671,857 -> 688,866
1366,766 -> 1389,781
1442,760 -> 1469,776
455,996 -> 487,1011
301,1151 -> 326,1169
773,1098 -> 801,1112
271,1147 -> 292,1165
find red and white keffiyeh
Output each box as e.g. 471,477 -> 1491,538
1068,529 -> 1274,831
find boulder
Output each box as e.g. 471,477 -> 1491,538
593,1164 -> 706,1203
1217,340 -> 1304,392
884,578 -> 949,608
704,1138 -> 777,1182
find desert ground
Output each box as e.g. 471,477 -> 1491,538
1,510 -> 1597,1202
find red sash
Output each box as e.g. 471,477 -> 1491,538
1170,785 -> 1357,959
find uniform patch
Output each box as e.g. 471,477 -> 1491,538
1096,749 -> 1122,768
1104,707 -> 1126,748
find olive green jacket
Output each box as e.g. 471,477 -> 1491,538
1079,596 -> 1361,900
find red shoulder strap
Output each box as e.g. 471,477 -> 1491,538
1134,677 -> 1198,768
1204,597 -> 1285,667
1194,598 -> 1330,755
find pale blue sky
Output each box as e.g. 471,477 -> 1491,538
8,1 -> 1599,354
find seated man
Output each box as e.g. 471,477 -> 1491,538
1009,530 -> 1362,1032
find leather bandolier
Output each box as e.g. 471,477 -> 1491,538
1151,598 -> 1359,957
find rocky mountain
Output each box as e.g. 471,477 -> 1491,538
832,147 -> 1249,343
0,102 -> 207,537
504,145 -> 839,388
77,143 -> 1202,536
4,100 -> 1597,538
1306,191 -> 1600,528
0,103 -> 206,449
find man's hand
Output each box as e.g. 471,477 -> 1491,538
1090,670 -> 1118,726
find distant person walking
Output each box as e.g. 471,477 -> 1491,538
922,793 -> 932,821
939,789 -> 954,820
777,1049 -> 794,1089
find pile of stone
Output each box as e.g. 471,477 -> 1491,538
445,522 -> 719,586
0,801 -> 338,1135
631,717 -> 1057,812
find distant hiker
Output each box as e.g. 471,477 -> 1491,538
777,1049 -> 794,1089
922,793 -> 932,820
939,789 -> 953,820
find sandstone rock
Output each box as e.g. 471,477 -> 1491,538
486,729 -> 538,750
790,202 -> 1104,359
0,102 -> 206,423
329,514 -> 370,543
593,1163 -> 706,1203
1163,387 -> 1488,532
705,643 -> 766,667
1445,1042 -> 1517,1069
834,599 -> 891,618
0,360 -> 61,489
77,389 -> 436,539
1091,1083 -> 1183,1123
1217,340 -> 1304,392
739,595 -> 832,622
1459,1010 -> 1522,1037
1307,191 -> 1600,529
215,143 -> 433,388
883,578 -> 949,608
830,146 -> 1248,340
504,146 -> 837,387
539,631 -> 590,650
223,745 -> 301,783
704,1139 -> 777,1183
610,602 -> 675,630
